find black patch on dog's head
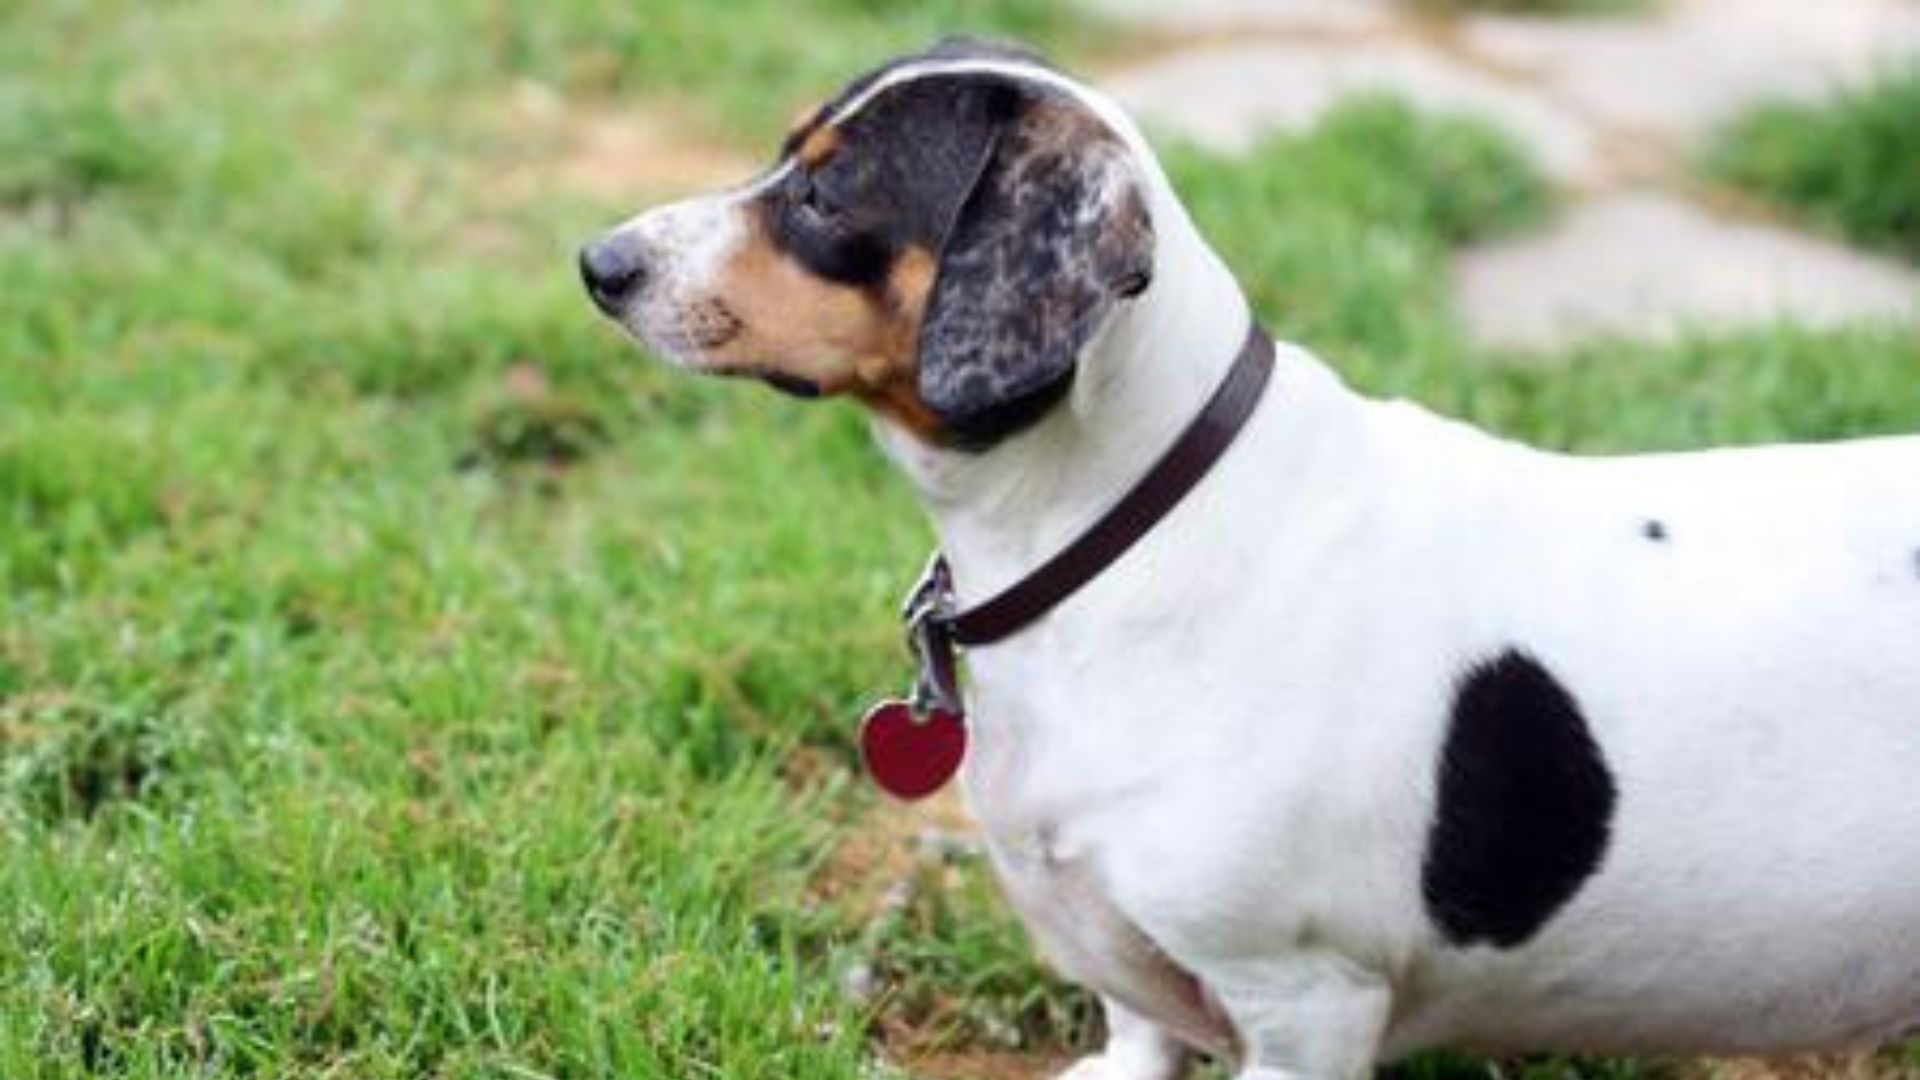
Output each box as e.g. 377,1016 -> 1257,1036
781,37 -> 1049,160
764,73 -> 1023,293
1423,649 -> 1617,949
759,44 -> 1154,448
1642,519 -> 1668,542
770,37 -> 1049,276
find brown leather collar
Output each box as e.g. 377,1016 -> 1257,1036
903,320 -> 1276,717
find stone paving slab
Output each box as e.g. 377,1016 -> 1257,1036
1461,0 -> 1920,137
1085,0 -> 1396,32
1085,0 -> 1920,350
1103,41 -> 1602,181
1451,192 -> 1920,349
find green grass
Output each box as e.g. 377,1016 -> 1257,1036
1707,64 -> 1920,261
3,2 -> 1917,1078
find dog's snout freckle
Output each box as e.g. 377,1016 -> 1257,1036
579,239 -> 649,315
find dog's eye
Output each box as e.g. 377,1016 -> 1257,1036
793,171 -> 838,221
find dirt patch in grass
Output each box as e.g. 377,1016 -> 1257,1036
1702,1053 -> 1920,1080
460,361 -> 611,474
814,789 -> 1104,1076
902,1047 -> 1075,1080
811,787 -> 978,918
1,697 -> 201,824
487,80 -> 757,206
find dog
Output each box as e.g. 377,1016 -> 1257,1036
580,38 -> 1920,1080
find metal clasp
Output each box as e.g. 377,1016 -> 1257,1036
899,553 -> 963,718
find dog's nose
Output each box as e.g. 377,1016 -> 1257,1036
579,238 -> 648,315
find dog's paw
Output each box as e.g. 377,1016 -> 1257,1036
1053,1054 -> 1180,1080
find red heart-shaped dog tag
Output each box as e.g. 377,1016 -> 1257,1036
860,699 -> 967,801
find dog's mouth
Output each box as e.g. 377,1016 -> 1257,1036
755,371 -> 823,398
626,310 -> 828,400
696,362 -> 826,398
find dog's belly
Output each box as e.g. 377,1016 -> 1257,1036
1391,916 -> 1920,1057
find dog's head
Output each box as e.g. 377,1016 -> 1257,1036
579,39 -> 1156,450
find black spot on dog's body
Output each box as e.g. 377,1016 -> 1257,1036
1642,519 -> 1668,542
1423,649 -> 1618,949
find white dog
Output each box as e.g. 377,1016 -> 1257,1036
580,39 -> 1920,1080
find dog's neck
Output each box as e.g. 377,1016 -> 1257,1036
877,194 -> 1252,607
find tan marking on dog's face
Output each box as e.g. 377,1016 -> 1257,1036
887,244 -> 938,311
785,99 -> 830,146
797,124 -> 841,169
701,219 -> 941,435
851,246 -> 943,439
787,102 -> 821,134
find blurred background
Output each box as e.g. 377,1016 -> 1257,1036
2,1 -> 1916,1077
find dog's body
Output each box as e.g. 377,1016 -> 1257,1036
949,338 -> 1920,1071
582,42 -> 1920,1080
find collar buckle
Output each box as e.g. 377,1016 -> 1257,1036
900,554 -> 964,718
900,552 -> 956,630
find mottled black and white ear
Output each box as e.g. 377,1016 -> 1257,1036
918,90 -> 1155,449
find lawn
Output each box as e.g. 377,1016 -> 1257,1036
3,3 -> 1917,1079
1706,63 -> 1920,264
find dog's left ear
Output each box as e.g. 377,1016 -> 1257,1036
917,89 -> 1155,447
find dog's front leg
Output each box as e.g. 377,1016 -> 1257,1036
1055,996 -> 1191,1080
1205,953 -> 1392,1080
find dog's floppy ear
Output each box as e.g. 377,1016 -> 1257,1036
917,89 -> 1155,448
